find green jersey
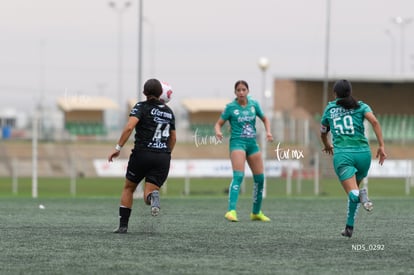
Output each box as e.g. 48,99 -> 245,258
220,98 -> 264,140
321,99 -> 372,153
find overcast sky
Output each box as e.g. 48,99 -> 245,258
1,0 -> 414,114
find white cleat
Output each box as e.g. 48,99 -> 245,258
359,188 -> 374,212
150,190 -> 160,216
363,201 -> 373,212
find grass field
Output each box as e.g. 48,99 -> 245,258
0,177 -> 412,198
1,196 -> 413,274
1,177 -> 413,274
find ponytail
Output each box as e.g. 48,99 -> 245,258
336,96 -> 360,110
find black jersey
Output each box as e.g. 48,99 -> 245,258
129,99 -> 175,153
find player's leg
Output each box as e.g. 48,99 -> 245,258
143,151 -> 171,216
340,175 -> 360,237
358,184 -> 373,211
114,149 -> 145,233
355,152 -> 373,211
246,149 -> 270,222
144,182 -> 161,216
114,178 -> 138,233
334,152 -> 360,237
225,149 -> 246,222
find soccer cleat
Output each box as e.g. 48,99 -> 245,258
224,210 -> 239,222
113,226 -> 128,234
359,188 -> 373,212
341,225 -> 353,238
250,211 -> 271,222
150,190 -> 160,216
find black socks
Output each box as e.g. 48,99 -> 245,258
119,207 -> 131,228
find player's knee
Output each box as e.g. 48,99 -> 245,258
124,182 -> 137,196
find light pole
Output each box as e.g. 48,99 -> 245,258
137,0 -> 143,101
258,57 -> 270,106
258,57 -> 269,197
322,0 -> 331,110
137,2 -> 155,101
258,57 -> 269,151
32,110 -> 38,198
143,17 -> 156,77
384,29 -> 397,75
109,1 -> 131,115
391,16 -> 413,74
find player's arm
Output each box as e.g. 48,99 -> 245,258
365,112 -> 387,165
320,124 -> 333,155
260,115 -> 273,142
214,118 -> 226,141
108,116 -> 139,162
168,130 -> 177,152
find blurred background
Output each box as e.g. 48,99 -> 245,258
0,0 -> 413,197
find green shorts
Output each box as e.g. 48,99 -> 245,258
229,138 -> 260,156
333,151 -> 372,182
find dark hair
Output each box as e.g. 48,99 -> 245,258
234,80 -> 249,91
143,78 -> 162,98
333,79 -> 360,109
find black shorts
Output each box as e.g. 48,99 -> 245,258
125,149 -> 171,187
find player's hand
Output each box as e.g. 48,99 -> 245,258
266,132 -> 273,142
322,145 -> 333,155
376,146 -> 387,165
108,150 -> 120,162
215,132 -> 223,141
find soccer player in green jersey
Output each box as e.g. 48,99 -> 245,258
214,80 -> 273,222
320,79 -> 387,238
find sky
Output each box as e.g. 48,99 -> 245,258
1,0 -> 414,118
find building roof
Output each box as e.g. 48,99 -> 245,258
181,98 -> 231,113
274,74 -> 414,83
57,96 -> 118,112
0,107 -> 17,118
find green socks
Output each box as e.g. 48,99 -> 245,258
228,172 -> 265,214
228,171 -> 244,211
346,190 -> 360,227
252,174 -> 264,214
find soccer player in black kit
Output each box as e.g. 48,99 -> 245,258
108,78 -> 176,234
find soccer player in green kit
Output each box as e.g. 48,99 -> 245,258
320,79 -> 387,238
214,80 -> 273,222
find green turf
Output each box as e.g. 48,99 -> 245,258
0,177 -> 412,198
1,197 -> 413,274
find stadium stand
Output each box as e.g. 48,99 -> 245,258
0,139 -> 412,178
190,123 -> 216,137
366,114 -> 414,143
65,121 -> 107,136
2,78 -> 414,179
182,98 -> 230,138
0,141 -> 230,178
57,96 -> 117,137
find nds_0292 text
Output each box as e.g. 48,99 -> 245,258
351,244 -> 385,252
